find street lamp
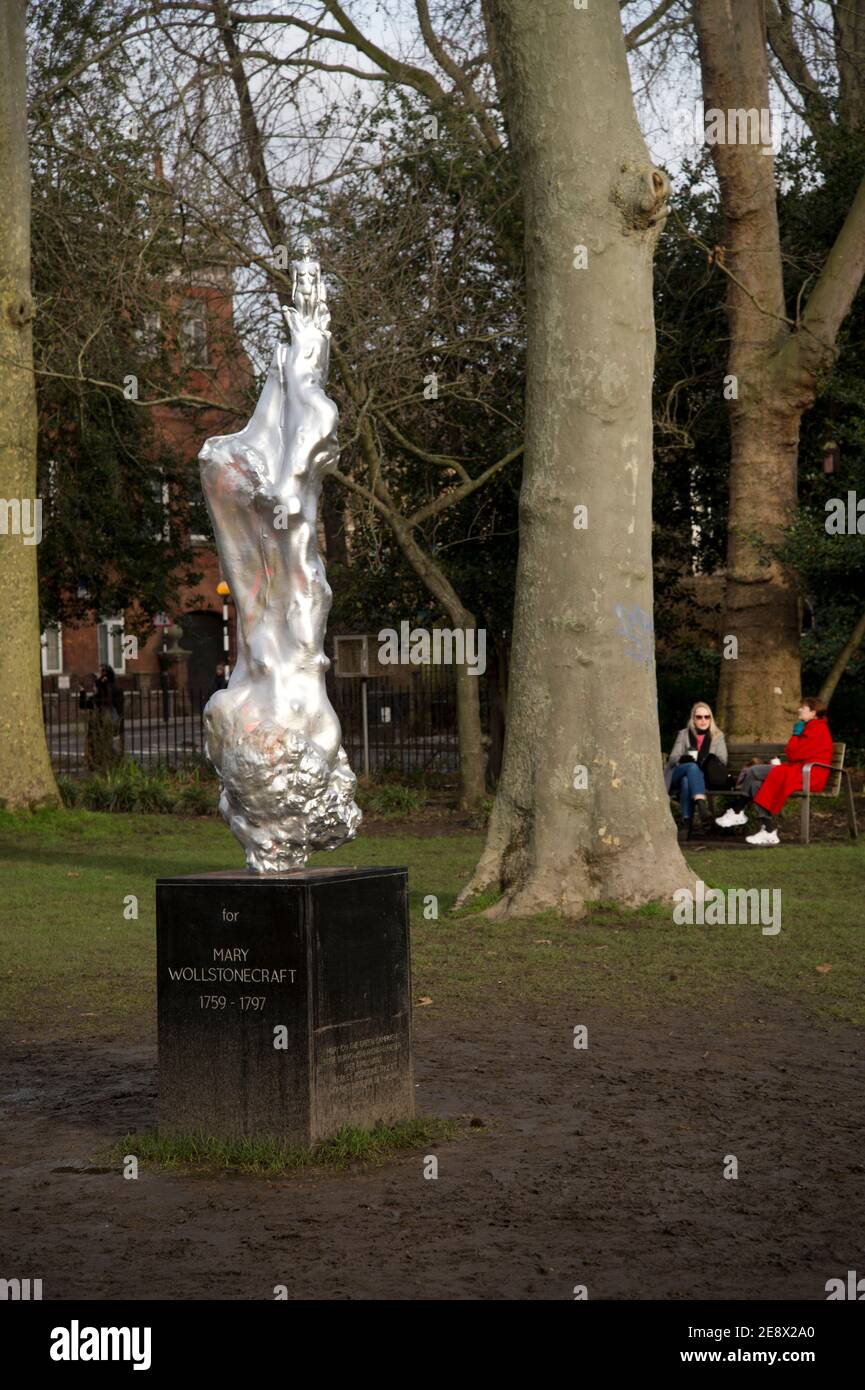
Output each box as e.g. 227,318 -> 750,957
216,580 -> 231,678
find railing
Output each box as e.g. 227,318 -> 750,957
44,669 -> 464,778
43,688 -> 209,774
327,667 -> 462,778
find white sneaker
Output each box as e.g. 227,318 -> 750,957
715,807 -> 748,828
745,827 -> 780,847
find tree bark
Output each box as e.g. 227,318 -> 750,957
834,0 -> 865,132
0,0 -> 60,809
695,0 -> 801,739
696,0 -> 865,740
458,0 -> 692,917
486,634 -> 508,785
819,606 -> 865,705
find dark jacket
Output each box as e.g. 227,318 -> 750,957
664,726 -> 728,792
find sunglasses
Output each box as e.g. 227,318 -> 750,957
695,715 -> 710,720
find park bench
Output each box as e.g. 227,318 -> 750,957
664,741 -> 858,844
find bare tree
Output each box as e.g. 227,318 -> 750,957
126,0 -> 536,809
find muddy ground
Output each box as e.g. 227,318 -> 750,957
2,997 -> 862,1301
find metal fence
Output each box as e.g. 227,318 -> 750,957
44,688 -> 209,774
328,667 -> 460,778
44,669 -> 462,778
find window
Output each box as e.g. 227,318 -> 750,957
334,634 -> 369,677
41,626 -> 63,675
180,299 -> 208,367
98,616 -> 126,673
136,312 -> 161,359
148,475 -> 171,542
189,488 -> 210,545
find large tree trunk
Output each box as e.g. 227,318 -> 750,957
459,0 -> 692,918
696,0 -> 801,739
0,0 -> 60,810
696,0 -> 865,739
714,394 -> 803,741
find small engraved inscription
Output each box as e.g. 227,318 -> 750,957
320,1032 -> 402,1091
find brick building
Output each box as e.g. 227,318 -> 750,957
40,263 -> 250,699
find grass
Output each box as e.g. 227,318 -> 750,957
444,842 -> 865,1024
111,1118 -> 461,1176
0,805 -> 863,1034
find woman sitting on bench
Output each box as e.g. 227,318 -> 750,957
715,696 -> 833,846
664,702 -> 729,839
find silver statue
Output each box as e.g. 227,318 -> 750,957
199,242 -> 361,872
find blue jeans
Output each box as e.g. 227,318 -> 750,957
670,761 -> 706,819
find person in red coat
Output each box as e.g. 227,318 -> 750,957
745,697 -> 833,846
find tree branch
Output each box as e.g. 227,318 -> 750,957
765,0 -> 834,135
21,360 -> 242,413
624,0 -> 679,50
210,0 -> 289,257
819,603 -> 865,704
414,0 -> 503,152
322,0 -> 450,104
407,445 -> 522,528
376,414 -> 472,483
669,209 -> 796,330
789,165 -> 865,375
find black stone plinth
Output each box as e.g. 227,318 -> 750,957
155,867 -> 413,1146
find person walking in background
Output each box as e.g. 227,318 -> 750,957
97,664 -> 124,722
200,662 -> 229,717
80,664 -> 122,768
739,697 -> 834,847
664,701 -> 729,840
209,662 -> 229,697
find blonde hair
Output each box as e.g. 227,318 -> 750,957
688,701 -> 721,740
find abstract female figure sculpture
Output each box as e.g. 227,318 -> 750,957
199,242 -> 361,871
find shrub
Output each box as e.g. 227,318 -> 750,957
468,795 -> 494,829
56,775 -> 79,807
358,782 -> 425,818
58,761 -> 219,815
175,777 -> 218,816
